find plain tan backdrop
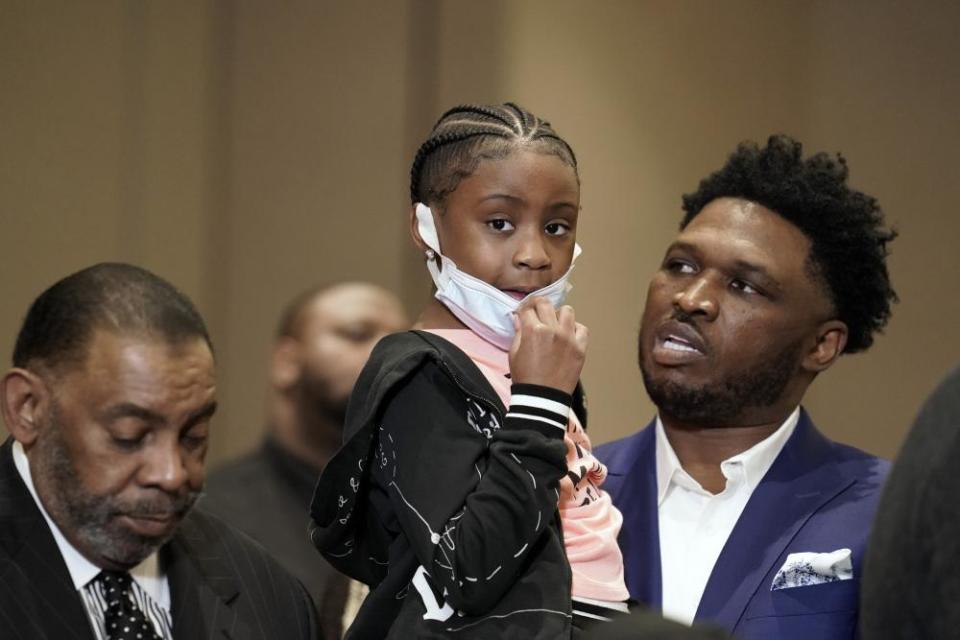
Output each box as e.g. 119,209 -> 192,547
2,1 -> 958,468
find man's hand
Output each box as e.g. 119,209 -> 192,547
508,296 -> 588,395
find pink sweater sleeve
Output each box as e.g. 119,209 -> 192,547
560,415 -> 629,602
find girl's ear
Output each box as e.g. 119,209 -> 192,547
409,205 -> 429,254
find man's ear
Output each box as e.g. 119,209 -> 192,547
802,320 -> 848,373
409,205 -> 429,254
269,338 -> 302,391
1,368 -> 47,445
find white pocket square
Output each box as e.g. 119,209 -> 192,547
771,548 -> 853,591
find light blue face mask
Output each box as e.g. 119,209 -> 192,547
415,203 -> 582,350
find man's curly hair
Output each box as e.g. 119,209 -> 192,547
681,134 -> 897,354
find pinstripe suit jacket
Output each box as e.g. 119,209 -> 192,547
0,438 -> 319,640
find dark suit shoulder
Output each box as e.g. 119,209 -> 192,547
178,506 -> 296,570
168,508 -> 319,639
174,507 -> 300,585
202,446 -> 305,521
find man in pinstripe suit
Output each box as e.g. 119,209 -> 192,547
0,263 -> 318,639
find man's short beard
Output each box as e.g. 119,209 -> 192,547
640,340 -> 803,425
296,373 -> 348,430
32,405 -> 200,568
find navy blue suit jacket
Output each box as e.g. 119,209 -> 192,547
594,410 -> 888,639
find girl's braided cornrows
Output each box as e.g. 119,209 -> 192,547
410,103 -> 577,205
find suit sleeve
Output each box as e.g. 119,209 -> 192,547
371,361 -> 569,615
296,579 -> 321,640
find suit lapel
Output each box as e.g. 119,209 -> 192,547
0,438 -> 95,639
165,513 -> 250,640
694,412 -> 854,630
608,422 -> 662,607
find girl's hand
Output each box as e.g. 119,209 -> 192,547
508,296 -> 588,394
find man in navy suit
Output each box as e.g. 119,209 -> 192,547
595,135 -> 896,639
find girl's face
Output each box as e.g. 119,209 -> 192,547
420,149 -> 580,298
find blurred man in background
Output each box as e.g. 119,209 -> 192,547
203,282 -> 408,639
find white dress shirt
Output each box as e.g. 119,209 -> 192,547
656,408 -> 800,626
13,441 -> 173,639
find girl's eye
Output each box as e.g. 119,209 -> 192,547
545,222 -> 571,237
486,219 -> 514,232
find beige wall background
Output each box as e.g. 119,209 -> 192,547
2,0 -> 958,466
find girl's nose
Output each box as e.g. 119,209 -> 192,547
514,232 -> 550,270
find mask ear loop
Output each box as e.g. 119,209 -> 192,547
416,203 -> 443,269
415,204 -> 441,252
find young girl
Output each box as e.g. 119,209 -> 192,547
310,103 -> 628,638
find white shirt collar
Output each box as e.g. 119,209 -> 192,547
12,440 -> 165,595
655,407 -> 801,505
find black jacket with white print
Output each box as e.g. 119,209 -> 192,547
310,330 -> 584,639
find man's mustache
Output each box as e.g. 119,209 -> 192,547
112,491 -> 202,519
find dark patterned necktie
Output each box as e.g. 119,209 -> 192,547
97,571 -> 163,640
